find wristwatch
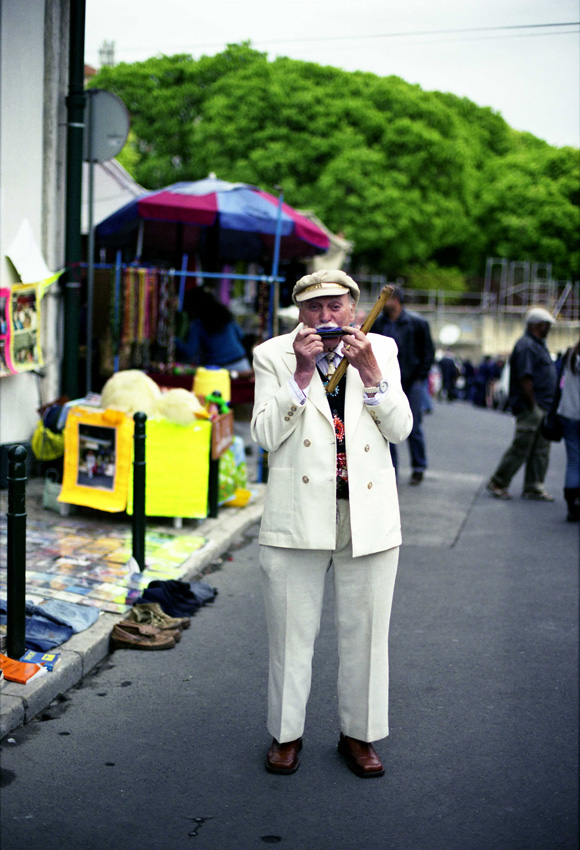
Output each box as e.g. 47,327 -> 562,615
364,379 -> 388,395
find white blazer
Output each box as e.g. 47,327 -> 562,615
251,327 -> 413,557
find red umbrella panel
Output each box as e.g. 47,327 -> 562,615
96,176 -> 330,262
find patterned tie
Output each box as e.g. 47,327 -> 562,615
326,352 -> 336,376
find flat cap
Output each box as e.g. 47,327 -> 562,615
526,307 -> 555,326
292,269 -> 360,305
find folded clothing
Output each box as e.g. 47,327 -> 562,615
25,599 -> 99,633
0,612 -> 73,652
136,579 -> 217,619
2,597 -> 99,635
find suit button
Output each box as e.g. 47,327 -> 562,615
284,416 -> 290,421
367,482 -> 373,489
364,444 -> 370,452
288,411 -> 294,416
291,406 -> 297,411
304,439 -> 311,447
302,475 -> 309,484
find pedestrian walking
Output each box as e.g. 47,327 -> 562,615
486,307 -> 558,501
371,286 -> 434,484
438,350 -> 460,401
556,340 -> 580,521
251,269 -> 412,778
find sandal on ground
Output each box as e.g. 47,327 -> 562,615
521,490 -> 555,501
486,481 -> 512,500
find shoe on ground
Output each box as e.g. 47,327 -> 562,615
338,733 -> 384,777
118,620 -> 181,642
127,602 -> 190,631
486,480 -> 512,500
265,738 -> 302,774
110,624 -> 175,651
521,490 -> 555,501
409,471 -> 423,486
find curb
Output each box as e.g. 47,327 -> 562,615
0,486 -> 265,740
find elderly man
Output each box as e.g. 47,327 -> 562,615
251,270 -> 412,778
487,307 -> 558,500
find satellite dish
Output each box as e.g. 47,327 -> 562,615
84,89 -> 130,163
439,323 -> 461,345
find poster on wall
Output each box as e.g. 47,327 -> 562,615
2,218 -> 64,378
0,279 -> 62,377
0,288 -> 13,376
10,283 -> 42,372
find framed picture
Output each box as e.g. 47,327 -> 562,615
0,287 -> 14,376
10,283 -> 42,372
60,407 -> 134,512
77,424 -> 117,490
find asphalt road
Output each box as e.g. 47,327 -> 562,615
1,401 -> 578,850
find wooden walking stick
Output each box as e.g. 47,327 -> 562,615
325,284 -> 394,394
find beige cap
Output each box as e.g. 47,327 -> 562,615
292,269 -> 360,305
526,307 -> 555,326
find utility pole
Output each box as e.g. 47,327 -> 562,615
62,0 -> 86,398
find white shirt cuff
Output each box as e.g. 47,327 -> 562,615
363,387 -> 388,405
289,376 -> 309,405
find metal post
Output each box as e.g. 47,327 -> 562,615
269,187 -> 284,339
113,250 -> 122,372
62,0 -> 86,399
208,455 -> 219,519
86,91 -> 95,394
132,412 -> 147,571
7,446 -> 27,659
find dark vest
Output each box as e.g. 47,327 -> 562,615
318,368 -> 348,499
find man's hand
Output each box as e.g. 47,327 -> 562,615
340,327 -> 382,388
293,327 -> 324,389
520,376 -> 536,410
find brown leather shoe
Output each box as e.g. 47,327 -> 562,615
338,733 -> 384,777
118,620 -> 182,642
265,738 -> 303,774
110,624 -> 175,650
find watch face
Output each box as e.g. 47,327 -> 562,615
379,380 -> 388,393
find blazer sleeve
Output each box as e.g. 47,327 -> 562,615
366,334 -> 413,444
251,337 -> 306,453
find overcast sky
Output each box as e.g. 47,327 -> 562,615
85,0 -> 579,149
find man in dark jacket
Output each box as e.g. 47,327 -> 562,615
486,307 -> 558,500
372,286 -> 435,484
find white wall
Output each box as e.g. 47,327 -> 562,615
0,0 -> 68,445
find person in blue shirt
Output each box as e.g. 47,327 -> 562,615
176,287 -> 251,374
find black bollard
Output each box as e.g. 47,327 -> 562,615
132,412 -> 147,572
7,445 -> 27,659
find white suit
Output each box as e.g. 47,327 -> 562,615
251,326 -> 413,742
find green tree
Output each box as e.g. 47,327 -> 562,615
91,45 -> 579,282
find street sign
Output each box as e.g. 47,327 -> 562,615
83,89 -> 130,163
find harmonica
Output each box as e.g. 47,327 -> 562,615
315,326 -> 347,338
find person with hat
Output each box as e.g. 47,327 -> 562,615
251,270 -> 412,778
486,307 -> 558,500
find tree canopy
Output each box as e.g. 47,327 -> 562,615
91,44 -> 579,282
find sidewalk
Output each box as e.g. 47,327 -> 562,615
1,399 -> 577,749
0,450 -> 266,739
1,400 -> 577,850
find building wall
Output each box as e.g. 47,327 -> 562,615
0,0 -> 68,445
417,310 -> 578,360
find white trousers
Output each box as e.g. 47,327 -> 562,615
259,499 -> 399,744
